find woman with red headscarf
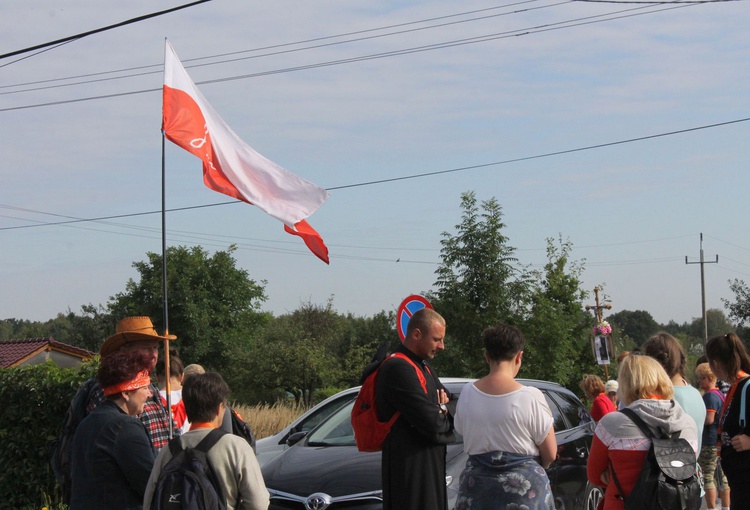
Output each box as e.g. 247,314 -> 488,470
70,350 -> 156,510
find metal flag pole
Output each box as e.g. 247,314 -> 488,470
161,41 -> 173,438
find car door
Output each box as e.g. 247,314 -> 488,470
543,389 -> 596,510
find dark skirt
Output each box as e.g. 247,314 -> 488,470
455,451 -> 555,510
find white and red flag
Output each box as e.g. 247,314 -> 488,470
162,40 -> 330,263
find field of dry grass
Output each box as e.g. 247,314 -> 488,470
233,401 -> 308,439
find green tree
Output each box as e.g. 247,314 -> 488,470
248,301 -> 347,405
724,279 -> 750,325
607,309 -> 660,346
521,237 -> 594,390
688,308 -> 734,343
63,304 -> 116,353
430,191 -> 530,377
107,245 -> 267,372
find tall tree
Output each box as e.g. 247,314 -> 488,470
521,237 -> 595,390
107,245 -> 267,371
430,191 -> 530,377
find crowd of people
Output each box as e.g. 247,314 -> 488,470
65,316 -> 269,510
61,311 -> 750,510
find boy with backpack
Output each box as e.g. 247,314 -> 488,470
143,372 -> 268,510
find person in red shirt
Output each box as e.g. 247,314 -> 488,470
581,374 -> 616,422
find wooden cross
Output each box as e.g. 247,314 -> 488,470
585,287 -> 611,323
586,287 -> 613,379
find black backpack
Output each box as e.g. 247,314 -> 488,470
229,407 -> 256,453
153,428 -> 228,510
50,377 -> 97,504
610,408 -> 701,510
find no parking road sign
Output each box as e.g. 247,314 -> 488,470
396,294 -> 433,341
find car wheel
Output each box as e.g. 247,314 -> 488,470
583,482 -> 603,510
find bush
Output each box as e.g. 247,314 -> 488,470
0,360 -> 97,509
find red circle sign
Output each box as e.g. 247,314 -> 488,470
396,295 -> 433,341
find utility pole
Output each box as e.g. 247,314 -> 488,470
685,233 -> 718,347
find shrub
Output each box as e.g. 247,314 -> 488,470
0,360 -> 97,509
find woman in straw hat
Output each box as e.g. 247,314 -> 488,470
88,317 -> 179,450
69,350 -> 157,510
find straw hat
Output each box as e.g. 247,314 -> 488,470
100,316 -> 176,357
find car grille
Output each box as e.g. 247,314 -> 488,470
268,488 -> 382,510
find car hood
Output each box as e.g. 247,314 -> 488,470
262,442 -> 466,498
262,445 -> 381,497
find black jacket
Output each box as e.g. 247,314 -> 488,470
70,400 -> 156,510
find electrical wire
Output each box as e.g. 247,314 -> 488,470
0,2 -> 697,111
0,0 -> 554,92
0,0 -> 212,63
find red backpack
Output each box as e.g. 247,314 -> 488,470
351,352 -> 428,452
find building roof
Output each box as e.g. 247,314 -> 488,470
0,338 -> 94,368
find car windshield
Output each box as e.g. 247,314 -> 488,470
306,400 -> 357,446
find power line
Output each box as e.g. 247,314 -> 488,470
0,0 -> 552,92
0,0 -> 212,63
327,117 -> 750,190
0,2 -> 694,112
1,115 -> 747,231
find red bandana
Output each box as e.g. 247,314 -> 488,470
102,370 -> 151,396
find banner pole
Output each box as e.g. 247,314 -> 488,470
161,66 -> 173,437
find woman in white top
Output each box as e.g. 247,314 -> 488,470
454,323 -> 556,510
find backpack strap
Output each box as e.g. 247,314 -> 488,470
709,388 -> 726,404
195,428 -> 228,453
609,463 -> 628,503
739,378 -> 750,432
389,352 -> 428,393
620,407 -> 662,439
167,428 -> 227,457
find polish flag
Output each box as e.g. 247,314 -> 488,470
162,40 -> 330,263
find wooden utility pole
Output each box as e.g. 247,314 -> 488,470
685,233 -> 718,348
586,287 -> 613,379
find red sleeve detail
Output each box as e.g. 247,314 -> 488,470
587,433 -> 610,487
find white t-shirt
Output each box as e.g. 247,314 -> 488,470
455,383 -> 554,456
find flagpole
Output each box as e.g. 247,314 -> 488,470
161,42 -> 173,438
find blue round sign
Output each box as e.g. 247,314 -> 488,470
396,295 -> 433,341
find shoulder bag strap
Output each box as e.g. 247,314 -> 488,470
620,407 -> 659,438
609,463 -> 628,503
167,435 -> 184,456
390,352 -> 428,393
739,378 -> 750,432
195,427 -> 227,453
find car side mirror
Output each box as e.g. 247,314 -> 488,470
287,431 -> 308,446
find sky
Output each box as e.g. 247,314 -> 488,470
1,0 -> 749,328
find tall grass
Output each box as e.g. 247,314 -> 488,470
232,401 -> 308,439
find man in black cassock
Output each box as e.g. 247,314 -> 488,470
375,308 -> 456,510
